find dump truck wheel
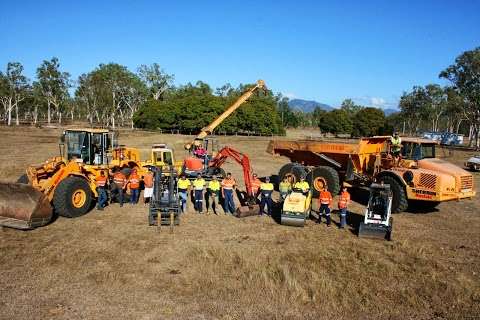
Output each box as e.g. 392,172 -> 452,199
379,176 -> 408,213
307,166 -> 340,197
53,176 -> 92,218
290,165 -> 307,184
17,174 -> 29,184
278,163 -> 295,182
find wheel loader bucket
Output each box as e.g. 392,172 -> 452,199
0,182 -> 53,230
358,222 -> 392,241
235,204 -> 260,218
280,213 -> 306,227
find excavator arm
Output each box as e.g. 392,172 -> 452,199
185,79 -> 267,149
209,146 -> 254,198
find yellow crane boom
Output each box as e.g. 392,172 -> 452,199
186,80 -> 266,149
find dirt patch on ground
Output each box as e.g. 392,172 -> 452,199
0,126 -> 479,319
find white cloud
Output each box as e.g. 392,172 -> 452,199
352,96 -> 398,110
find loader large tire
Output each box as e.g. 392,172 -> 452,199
17,174 -> 29,184
53,176 -> 92,218
307,166 -> 340,197
378,176 -> 408,213
290,165 -> 307,184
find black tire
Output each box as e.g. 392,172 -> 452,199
53,176 -> 93,218
278,163 -> 295,182
306,166 -> 340,198
378,175 -> 408,213
17,174 -> 29,184
214,167 -> 226,178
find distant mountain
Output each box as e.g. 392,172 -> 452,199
288,99 -> 333,113
383,108 -> 399,116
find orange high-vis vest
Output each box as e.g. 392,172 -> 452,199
338,191 -> 350,209
143,173 -> 154,188
129,173 -> 140,189
251,178 -> 262,193
96,175 -> 107,187
113,172 -> 127,187
221,178 -> 236,190
319,190 -> 333,206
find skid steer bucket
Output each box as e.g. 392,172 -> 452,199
358,222 -> 392,240
0,182 -> 52,230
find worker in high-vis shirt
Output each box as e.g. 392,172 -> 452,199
279,176 -> 292,201
177,173 -> 191,213
112,168 -> 127,207
337,186 -> 351,229
192,173 -> 206,213
294,176 -> 310,195
251,173 -> 262,200
127,169 -> 140,205
221,172 -> 236,215
206,175 -> 221,215
390,132 -> 402,166
317,186 -> 333,226
95,171 -> 108,211
259,177 -> 274,215
143,170 -> 154,205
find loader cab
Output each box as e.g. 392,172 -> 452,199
151,144 -> 175,169
62,129 -> 112,165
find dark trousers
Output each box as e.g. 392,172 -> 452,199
112,183 -> 124,207
260,192 -> 273,215
194,190 -> 203,213
318,204 -> 331,225
223,189 -> 235,214
130,188 -> 139,204
97,187 -> 107,209
339,208 -> 347,228
206,190 -> 219,214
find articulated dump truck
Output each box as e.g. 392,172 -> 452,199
267,136 -> 475,213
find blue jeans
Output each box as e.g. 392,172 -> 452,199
260,192 -> 273,215
130,188 -> 139,204
340,208 -> 347,228
223,189 -> 235,214
194,190 -> 203,213
318,204 -> 331,225
179,190 -> 188,213
97,188 -> 107,209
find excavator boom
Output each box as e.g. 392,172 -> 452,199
188,80 -> 266,148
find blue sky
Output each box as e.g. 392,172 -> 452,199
1,0 -> 479,109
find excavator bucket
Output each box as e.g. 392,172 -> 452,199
236,204 -> 260,218
0,182 -> 52,230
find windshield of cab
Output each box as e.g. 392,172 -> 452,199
65,131 -> 88,161
401,142 -> 436,160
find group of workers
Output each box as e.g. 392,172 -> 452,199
95,167 -> 352,229
95,167 -> 154,210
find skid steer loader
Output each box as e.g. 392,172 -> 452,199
0,129 -> 144,230
358,183 -> 393,240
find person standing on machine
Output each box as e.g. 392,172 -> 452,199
192,173 -> 206,213
294,176 -> 310,195
177,174 -> 191,213
337,186 -> 351,229
317,186 -> 333,226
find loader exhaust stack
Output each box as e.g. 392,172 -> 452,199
0,182 -> 53,230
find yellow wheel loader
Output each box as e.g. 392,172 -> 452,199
0,129 -> 145,229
